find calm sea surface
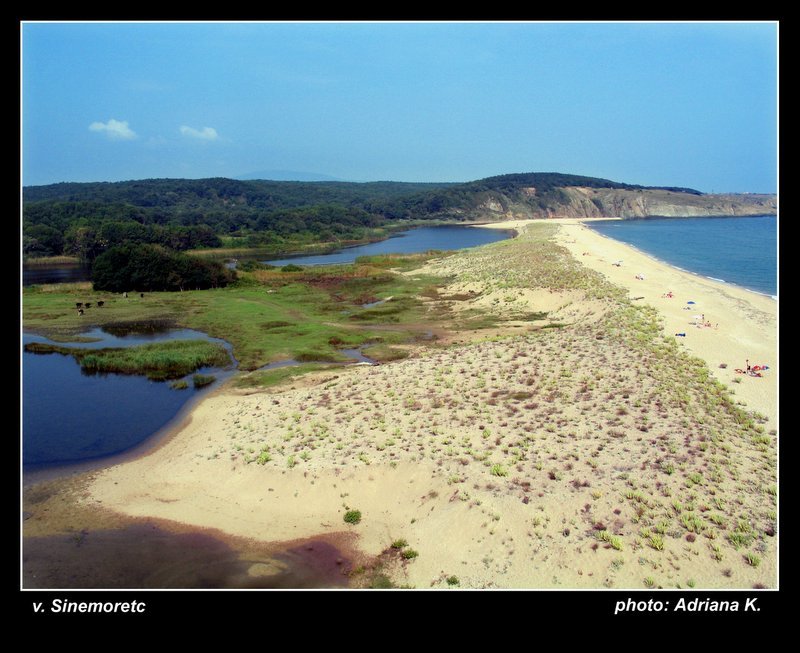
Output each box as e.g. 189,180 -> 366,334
587,216 -> 777,297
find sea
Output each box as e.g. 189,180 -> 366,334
586,215 -> 777,298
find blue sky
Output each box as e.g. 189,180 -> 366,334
22,21 -> 778,192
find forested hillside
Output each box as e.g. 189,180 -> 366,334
23,173 -> 774,261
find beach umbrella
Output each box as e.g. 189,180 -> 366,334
687,301 -> 696,304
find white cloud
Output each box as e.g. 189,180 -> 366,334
179,125 -> 219,141
89,119 -> 137,140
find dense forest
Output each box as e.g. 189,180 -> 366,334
23,173 -> 705,261
92,243 -> 235,292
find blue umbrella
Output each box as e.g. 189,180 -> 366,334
687,301 -> 696,304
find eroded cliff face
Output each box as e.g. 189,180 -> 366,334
471,186 -> 776,220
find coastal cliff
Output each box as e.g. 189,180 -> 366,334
468,186 -> 776,221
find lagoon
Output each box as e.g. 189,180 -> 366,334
22,325 -> 236,469
263,225 -> 513,267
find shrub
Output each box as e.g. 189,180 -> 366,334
344,510 -> 362,524
192,374 -> 216,388
92,243 -> 234,292
490,464 -> 508,477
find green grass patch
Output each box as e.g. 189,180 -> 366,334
344,510 -> 362,524
361,344 -> 410,362
23,259 -> 447,374
235,363 -> 335,388
24,339 -> 230,381
192,374 -> 216,388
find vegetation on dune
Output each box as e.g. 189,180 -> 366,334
212,221 -> 775,587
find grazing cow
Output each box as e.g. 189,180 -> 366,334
140,293 -> 144,298
78,308 -> 84,315
84,302 -> 92,308
123,292 -> 128,298
97,301 -> 105,307
76,302 -> 83,308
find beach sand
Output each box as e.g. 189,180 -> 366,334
28,219 -> 777,589
549,219 -> 777,424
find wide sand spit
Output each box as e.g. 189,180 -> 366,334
79,218 -> 778,589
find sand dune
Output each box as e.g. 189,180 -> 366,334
74,219 -> 778,589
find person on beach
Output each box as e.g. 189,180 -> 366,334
746,359 -> 751,373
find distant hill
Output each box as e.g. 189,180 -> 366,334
23,173 -> 776,260
235,170 -> 344,182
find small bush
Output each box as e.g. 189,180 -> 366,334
402,549 -> 419,560
344,510 -> 362,524
490,464 -> 508,477
391,539 -> 408,549
192,374 -> 216,388
446,576 -> 460,586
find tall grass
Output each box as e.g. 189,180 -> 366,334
25,340 -> 231,380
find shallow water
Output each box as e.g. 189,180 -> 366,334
22,324 -> 236,468
23,524 -> 353,589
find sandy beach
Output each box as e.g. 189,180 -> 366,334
26,219 -> 777,589
496,218 -> 777,424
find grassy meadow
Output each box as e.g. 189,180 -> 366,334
22,254 -> 453,379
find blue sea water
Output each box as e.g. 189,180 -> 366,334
587,216 -> 777,297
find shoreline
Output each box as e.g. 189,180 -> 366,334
23,218 -> 777,589
580,218 -> 777,299
549,217 -> 777,424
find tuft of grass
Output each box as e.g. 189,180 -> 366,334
490,463 -> 508,477
745,552 -> 761,567
401,549 -> 419,560
391,539 -> 408,549
344,509 -> 362,525
446,575 -> 460,586
727,532 -> 753,550
192,373 -> 216,388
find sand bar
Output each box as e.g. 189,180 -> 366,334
34,219 -> 777,589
